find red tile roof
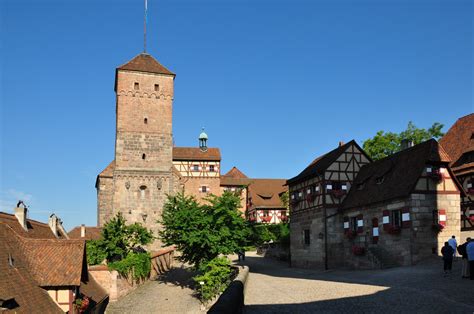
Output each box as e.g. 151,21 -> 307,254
173,147 -> 221,161
18,237 -> 86,287
0,224 -> 65,313
68,226 -> 103,241
223,167 -> 248,178
439,113 -> 474,173
98,160 -> 115,178
342,139 -> 453,209
220,177 -> 253,186
248,179 -> 288,209
0,212 -> 66,239
117,53 -> 175,76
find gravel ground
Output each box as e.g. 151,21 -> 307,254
106,262 -> 203,314
236,252 -> 474,314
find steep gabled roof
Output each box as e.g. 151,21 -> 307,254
117,53 -> 175,76
223,167 -> 248,179
0,224 -> 63,313
98,160 -> 115,178
248,179 -> 288,209
287,140 -> 369,185
173,147 -> 221,161
439,113 -> 474,173
19,237 -> 87,287
342,139 -> 453,210
0,212 -> 66,239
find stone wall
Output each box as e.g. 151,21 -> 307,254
97,176 -> 114,226
290,207 -> 343,269
88,266 -> 138,302
341,193 -> 461,268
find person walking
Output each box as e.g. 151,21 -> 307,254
441,242 -> 454,275
448,235 -> 457,259
467,238 -> 474,280
458,237 -> 470,278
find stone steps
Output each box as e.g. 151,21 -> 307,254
367,247 -> 400,269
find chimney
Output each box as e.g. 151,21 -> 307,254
339,141 -> 345,147
48,214 -> 70,239
80,224 -> 86,238
14,204 -> 28,231
49,214 -> 59,237
400,139 -> 414,150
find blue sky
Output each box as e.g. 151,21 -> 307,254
1,0 -> 472,230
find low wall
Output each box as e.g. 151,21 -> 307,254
89,246 -> 176,302
88,265 -> 137,302
207,266 -> 249,314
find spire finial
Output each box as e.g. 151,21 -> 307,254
144,0 -> 148,53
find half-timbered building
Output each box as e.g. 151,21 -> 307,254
172,131 -> 222,202
246,179 -> 288,224
287,140 -> 371,268
439,113 -> 474,232
341,139 -> 463,268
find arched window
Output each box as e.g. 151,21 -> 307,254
144,118 -> 148,124
142,154 -> 146,160
140,185 -> 147,199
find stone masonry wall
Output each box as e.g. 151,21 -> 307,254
97,176 -> 114,226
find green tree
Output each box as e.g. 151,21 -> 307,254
87,213 -> 154,263
159,192 -> 250,267
363,121 -> 444,160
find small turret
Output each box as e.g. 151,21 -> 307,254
199,128 -> 208,152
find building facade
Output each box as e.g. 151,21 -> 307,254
288,139 -> 463,269
439,113 -> 474,232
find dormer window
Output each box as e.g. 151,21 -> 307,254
134,82 -> 140,90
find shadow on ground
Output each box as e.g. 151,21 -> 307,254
155,264 -> 198,290
236,253 -> 474,313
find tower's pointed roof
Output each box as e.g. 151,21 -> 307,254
117,53 -> 175,76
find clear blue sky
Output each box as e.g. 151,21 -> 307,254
1,0 -> 472,230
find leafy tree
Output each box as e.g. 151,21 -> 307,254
159,192 -> 250,267
363,121 -> 444,160
86,213 -> 154,264
279,191 -> 289,210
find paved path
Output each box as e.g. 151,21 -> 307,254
236,252 -> 474,313
106,262 -> 202,314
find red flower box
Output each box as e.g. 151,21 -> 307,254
345,230 -> 357,240
431,223 -> 445,233
261,216 -> 272,223
352,245 -> 366,256
332,190 -> 347,198
387,225 -> 401,235
306,194 -> 315,203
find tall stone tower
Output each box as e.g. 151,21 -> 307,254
96,53 -> 176,249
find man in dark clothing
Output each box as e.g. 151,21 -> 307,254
441,242 -> 454,275
458,238 -> 470,278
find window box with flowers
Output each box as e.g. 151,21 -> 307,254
431,223 -> 445,233
74,296 -> 90,314
306,192 -> 315,203
387,225 -> 401,235
352,245 -> 366,256
261,216 -> 273,223
345,230 -> 357,240
328,182 -> 348,198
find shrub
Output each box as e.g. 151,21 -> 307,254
109,252 -> 151,282
193,257 -> 233,302
86,213 -> 154,265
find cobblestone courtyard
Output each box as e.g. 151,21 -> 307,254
240,252 -> 474,313
107,252 -> 473,313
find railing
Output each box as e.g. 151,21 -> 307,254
149,246 -> 175,278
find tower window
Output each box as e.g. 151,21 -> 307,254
144,118 -> 148,124
142,154 -> 146,160
154,84 -> 159,92
140,185 -> 147,199
134,82 -> 140,90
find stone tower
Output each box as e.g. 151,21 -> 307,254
96,53 -> 176,249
